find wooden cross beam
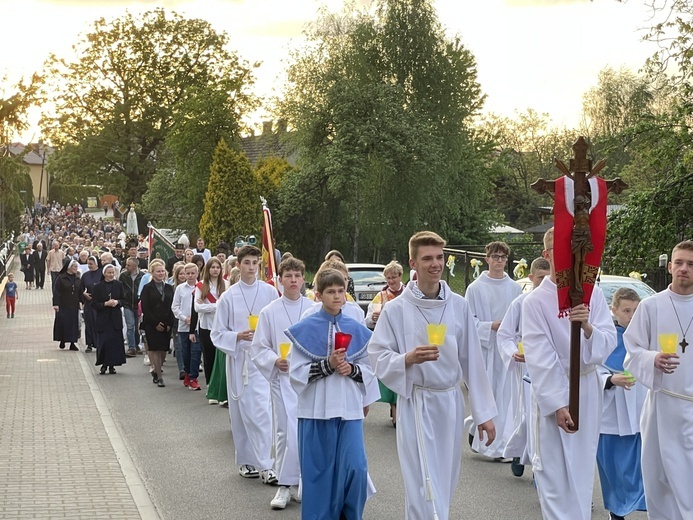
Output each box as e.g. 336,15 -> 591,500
530,136 -> 626,431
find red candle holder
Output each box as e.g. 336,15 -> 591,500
334,332 -> 352,351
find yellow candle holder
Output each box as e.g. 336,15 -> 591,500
427,323 -> 447,346
659,333 -> 678,354
248,315 -> 259,331
517,341 -> 524,355
279,342 -> 291,360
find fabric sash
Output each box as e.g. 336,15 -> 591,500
195,281 -> 216,303
553,175 -> 607,317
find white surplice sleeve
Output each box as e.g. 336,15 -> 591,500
368,306 -> 411,398
211,293 -> 240,356
522,297 -> 569,417
579,290 -> 617,366
624,300 -> 662,391
250,309 -> 280,383
457,300 -> 498,425
497,296 -> 522,368
289,344 -> 312,397
466,284 -> 492,346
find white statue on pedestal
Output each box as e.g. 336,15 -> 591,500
126,203 -> 139,236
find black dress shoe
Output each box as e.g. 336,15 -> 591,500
59,343 -> 65,350
109,367 -> 116,375
85,346 -> 93,353
69,344 -> 78,351
99,367 -> 106,375
152,372 -> 159,384
511,458 -> 525,477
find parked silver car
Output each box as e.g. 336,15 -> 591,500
346,263 -> 388,312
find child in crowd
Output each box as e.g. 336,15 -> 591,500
597,287 -> 646,520
172,263 -> 202,391
3,273 -> 18,318
286,268 -> 378,520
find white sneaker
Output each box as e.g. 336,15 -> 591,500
239,465 -> 259,478
289,485 -> 301,503
143,354 -> 150,366
260,469 -> 278,485
270,486 -> 291,509
208,399 -> 219,405
219,400 -> 229,407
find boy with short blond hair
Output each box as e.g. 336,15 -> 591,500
597,287 -> 645,520
369,230 -> 496,520
172,263 -> 202,390
287,268 -> 378,520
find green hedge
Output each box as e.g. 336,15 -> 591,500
49,184 -> 101,205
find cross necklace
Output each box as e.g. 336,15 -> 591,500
669,296 -> 693,353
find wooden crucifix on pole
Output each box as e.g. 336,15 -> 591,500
531,136 -> 627,431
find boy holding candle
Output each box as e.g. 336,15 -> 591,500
368,231 -> 497,520
211,245 -> 279,483
597,287 -> 646,520
251,257 -> 313,510
286,268 -> 378,520
496,257 -> 551,476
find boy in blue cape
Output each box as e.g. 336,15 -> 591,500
286,268 -> 378,520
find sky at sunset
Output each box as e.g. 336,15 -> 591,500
1,0 -> 661,142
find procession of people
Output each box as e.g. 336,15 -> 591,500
10,199 -> 693,520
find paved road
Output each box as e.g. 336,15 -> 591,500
0,253 -> 648,519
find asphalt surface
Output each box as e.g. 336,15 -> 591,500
91,354 -> 649,520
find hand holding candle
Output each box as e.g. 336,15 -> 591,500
427,324 -> 446,346
659,333 -> 678,354
334,332 -> 352,351
279,342 -> 291,360
248,315 -> 259,331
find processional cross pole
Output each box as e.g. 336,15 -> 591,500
531,136 -> 627,431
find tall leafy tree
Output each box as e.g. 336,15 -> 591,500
141,86 -> 247,232
276,0 -> 494,263
482,109 -> 574,229
42,8 -> 255,204
199,139 -> 260,247
0,75 -> 40,233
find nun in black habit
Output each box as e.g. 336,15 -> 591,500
52,258 -> 83,351
92,264 -> 127,374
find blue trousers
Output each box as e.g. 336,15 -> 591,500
179,331 -> 201,379
298,418 -> 367,520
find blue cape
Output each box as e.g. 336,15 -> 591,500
285,308 -> 371,362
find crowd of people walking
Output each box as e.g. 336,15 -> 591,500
11,201 -> 693,520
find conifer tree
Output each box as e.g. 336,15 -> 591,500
199,139 -> 261,247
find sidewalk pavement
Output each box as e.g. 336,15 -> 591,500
0,256 -> 158,520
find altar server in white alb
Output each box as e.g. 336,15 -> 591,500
251,257 -> 312,510
211,245 -> 279,483
522,227 -> 616,520
597,287 -> 646,520
369,231 -> 497,520
496,257 -> 550,476
464,241 -> 522,459
624,240 -> 693,520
